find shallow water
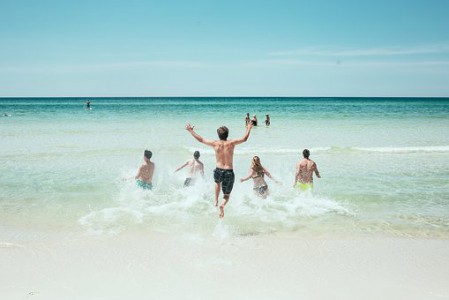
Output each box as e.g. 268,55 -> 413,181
1,97 -> 449,239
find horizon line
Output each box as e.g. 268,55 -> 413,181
1,96 -> 448,99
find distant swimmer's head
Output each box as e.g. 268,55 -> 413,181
144,150 -> 152,159
217,126 -> 229,140
194,151 -> 200,159
303,149 -> 310,159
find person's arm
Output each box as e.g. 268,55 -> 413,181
185,123 -> 215,146
263,168 -> 280,184
231,122 -> 253,145
200,163 -> 205,178
175,161 -> 189,172
135,165 -> 143,180
313,163 -> 321,178
151,163 -> 155,179
264,168 -> 273,179
240,169 -> 255,182
294,162 -> 300,186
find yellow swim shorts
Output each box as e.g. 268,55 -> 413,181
296,182 -> 313,191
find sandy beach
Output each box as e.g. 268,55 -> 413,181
1,230 -> 449,300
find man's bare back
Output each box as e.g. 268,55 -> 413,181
211,140 -> 237,169
136,162 -> 155,183
296,159 -> 318,183
135,150 -> 155,190
295,149 -> 320,187
175,151 -> 204,179
186,159 -> 204,177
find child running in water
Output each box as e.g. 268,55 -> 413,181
135,150 -> 155,190
240,156 -> 278,199
175,151 -> 204,187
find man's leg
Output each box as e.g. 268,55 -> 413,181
219,170 -> 235,218
215,182 -> 220,206
219,194 -> 230,218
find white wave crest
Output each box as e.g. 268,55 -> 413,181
353,146 -> 449,153
78,176 -> 351,236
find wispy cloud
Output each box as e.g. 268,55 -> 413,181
2,58 -> 449,75
269,44 -> 449,57
0,60 -> 209,73
234,59 -> 449,69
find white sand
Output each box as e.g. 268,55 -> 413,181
1,231 -> 449,300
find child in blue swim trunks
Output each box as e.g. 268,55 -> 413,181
135,150 -> 155,190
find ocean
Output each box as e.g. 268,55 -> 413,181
1,97 -> 449,239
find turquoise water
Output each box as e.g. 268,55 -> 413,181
1,97 -> 449,238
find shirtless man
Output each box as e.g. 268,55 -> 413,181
295,149 -> 320,191
135,150 -> 155,190
186,122 -> 253,218
175,151 -> 204,187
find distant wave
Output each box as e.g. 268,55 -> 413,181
352,146 -> 449,153
183,146 -> 332,155
185,146 -> 449,155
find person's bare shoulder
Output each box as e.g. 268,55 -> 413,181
226,139 -> 241,146
309,160 -> 317,169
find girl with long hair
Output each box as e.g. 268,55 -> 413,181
240,156 -> 278,199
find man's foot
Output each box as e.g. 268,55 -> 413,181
215,200 -> 218,207
219,205 -> 224,218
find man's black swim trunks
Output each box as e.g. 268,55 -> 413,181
213,168 -> 235,195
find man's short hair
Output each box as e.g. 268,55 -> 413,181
144,150 -> 152,159
303,149 -> 310,158
194,151 -> 200,159
217,126 -> 229,140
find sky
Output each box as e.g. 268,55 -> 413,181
0,0 -> 448,97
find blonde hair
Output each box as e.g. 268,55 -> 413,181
251,156 -> 264,174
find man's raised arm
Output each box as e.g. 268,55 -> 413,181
186,123 -> 214,146
231,122 -> 253,145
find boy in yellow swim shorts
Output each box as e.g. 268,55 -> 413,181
294,149 -> 320,191
296,182 -> 314,191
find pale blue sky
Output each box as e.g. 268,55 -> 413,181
1,0 -> 448,97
